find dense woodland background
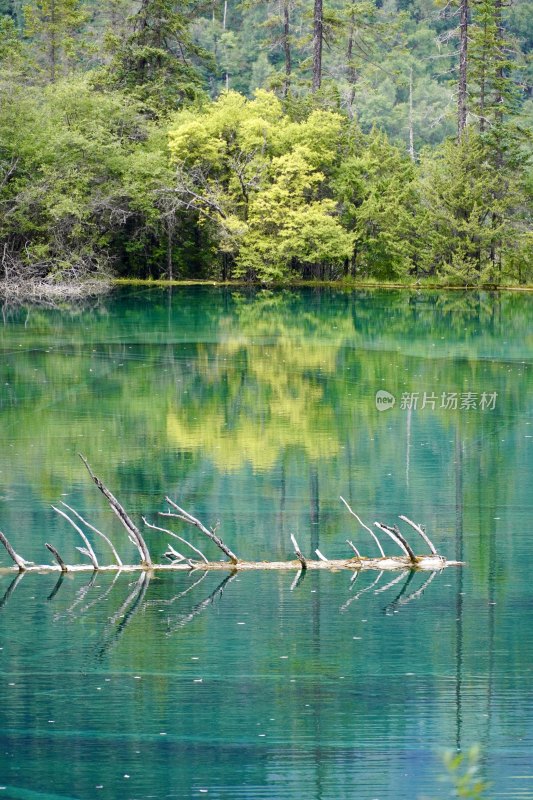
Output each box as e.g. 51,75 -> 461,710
0,0 -> 531,285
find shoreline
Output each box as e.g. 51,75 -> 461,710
2,277 -> 532,302
112,278 -> 533,292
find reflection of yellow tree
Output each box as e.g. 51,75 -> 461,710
167,291 -> 355,470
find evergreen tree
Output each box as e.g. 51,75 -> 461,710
470,0 -> 520,130
334,128 -> 420,278
23,0 -> 88,82
239,0 -> 302,98
0,13 -> 20,61
101,0 -> 206,115
419,129 -> 530,283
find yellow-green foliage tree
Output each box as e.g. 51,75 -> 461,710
168,90 -> 354,281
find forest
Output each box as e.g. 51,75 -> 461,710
0,0 -> 531,286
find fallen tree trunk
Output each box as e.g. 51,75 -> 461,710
0,457 -> 463,576
0,554 -> 461,575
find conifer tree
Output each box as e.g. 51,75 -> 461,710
102,0 -> 206,115
23,0 -> 87,81
470,0 -> 519,130
239,0 -> 302,98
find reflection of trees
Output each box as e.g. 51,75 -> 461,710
165,290 -> 526,477
0,286 -> 531,569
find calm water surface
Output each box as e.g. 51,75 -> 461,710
1,287 -> 532,799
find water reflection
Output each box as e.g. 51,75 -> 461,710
3,563 -> 529,799
0,287 -> 532,799
0,565 -> 447,635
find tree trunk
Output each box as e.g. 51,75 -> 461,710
312,0 -> 323,92
492,0 -> 504,267
458,0 -> 468,138
49,0 -> 57,82
282,0 -> 291,98
479,15 -> 487,132
166,218 -> 173,281
408,67 -> 415,160
346,12 -> 357,117
494,0 -> 504,127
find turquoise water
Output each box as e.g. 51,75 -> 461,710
1,287 -> 532,799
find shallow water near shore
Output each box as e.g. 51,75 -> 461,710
1,287 -> 532,799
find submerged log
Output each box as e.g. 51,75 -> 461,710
0,459 -> 463,576
0,553 -> 460,575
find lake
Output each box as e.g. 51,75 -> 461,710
1,286 -> 532,800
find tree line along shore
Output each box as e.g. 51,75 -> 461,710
0,0 -> 531,290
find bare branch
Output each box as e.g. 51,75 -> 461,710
346,539 -> 361,558
163,544 -> 188,564
162,497 -> 238,564
61,502 -> 123,566
340,496 -> 385,557
390,524 -> 418,561
315,549 -> 328,562
374,522 -> 416,562
290,533 -> 307,569
45,543 -> 68,572
52,505 -> 99,570
79,454 -> 152,567
142,517 -> 208,563
0,530 -> 28,571
399,515 -> 437,554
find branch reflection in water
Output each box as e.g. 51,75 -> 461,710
1,564 -> 446,661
